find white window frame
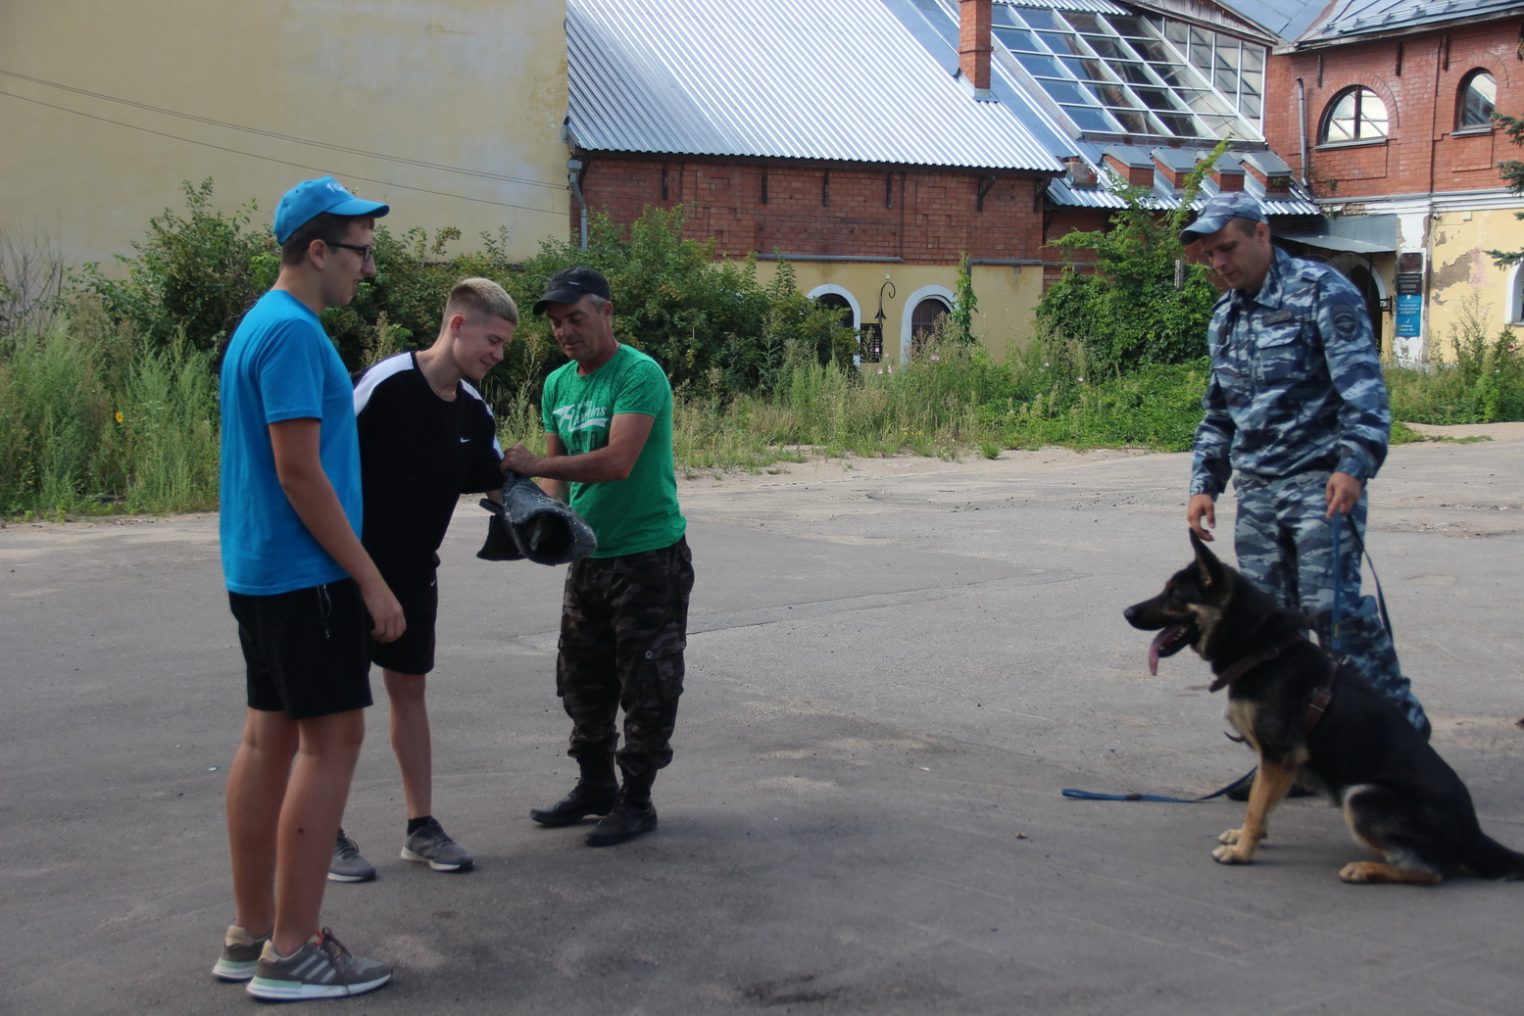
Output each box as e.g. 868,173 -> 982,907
900,284 -> 956,362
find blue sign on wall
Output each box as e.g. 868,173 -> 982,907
1396,294 -> 1422,338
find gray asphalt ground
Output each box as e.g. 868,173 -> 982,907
3,425 -> 1522,1015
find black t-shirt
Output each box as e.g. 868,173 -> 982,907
353,352 -> 503,573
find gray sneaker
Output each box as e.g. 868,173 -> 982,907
400,817 -> 474,872
328,828 -> 376,883
245,928 -> 392,1001
211,924 -> 270,982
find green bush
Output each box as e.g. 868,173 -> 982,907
520,207 -> 857,398
77,179 -> 277,356
1037,143 -> 1225,375
9,174 -> 1524,519
1386,295 -> 1524,424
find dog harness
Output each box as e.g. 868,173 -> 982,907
1208,633 -> 1339,736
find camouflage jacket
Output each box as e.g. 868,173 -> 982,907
1189,247 -> 1390,497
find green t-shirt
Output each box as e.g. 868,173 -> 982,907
541,344 -> 686,558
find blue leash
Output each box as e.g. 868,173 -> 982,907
1331,514 -> 1344,656
1065,514 -> 1382,805
1061,767 -> 1253,803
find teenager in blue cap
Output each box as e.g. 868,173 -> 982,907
213,176 -> 399,1001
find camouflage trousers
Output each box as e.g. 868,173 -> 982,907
556,537 -> 695,780
1233,471 -> 1427,730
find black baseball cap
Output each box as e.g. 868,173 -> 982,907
532,266 -> 611,315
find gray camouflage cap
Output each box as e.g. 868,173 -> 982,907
1179,191 -> 1267,243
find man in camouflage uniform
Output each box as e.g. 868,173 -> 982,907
1183,192 -> 1429,739
505,267 -> 694,847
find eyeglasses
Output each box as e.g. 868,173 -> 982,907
326,241 -> 375,263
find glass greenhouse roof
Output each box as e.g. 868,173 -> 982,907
991,4 -> 1263,143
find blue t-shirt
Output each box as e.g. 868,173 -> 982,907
218,290 -> 363,595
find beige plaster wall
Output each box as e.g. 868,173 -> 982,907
0,1 -> 570,269
1425,206 -> 1524,358
752,259 -> 1044,366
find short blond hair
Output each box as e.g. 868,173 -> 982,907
445,277 -> 518,326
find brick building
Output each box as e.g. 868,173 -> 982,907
1263,1 -> 1524,359
566,0 -> 1316,364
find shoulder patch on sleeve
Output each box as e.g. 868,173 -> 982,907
1331,303 -> 1363,340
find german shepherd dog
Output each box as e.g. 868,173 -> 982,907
1124,533 -> 1524,885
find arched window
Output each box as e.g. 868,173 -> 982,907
1458,71 -> 1496,130
1320,87 -> 1388,143
813,292 -> 853,329
909,297 -> 950,358
1511,264 -> 1524,325
1345,264 -> 1383,352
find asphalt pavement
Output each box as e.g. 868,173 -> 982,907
2,425 -> 1522,1015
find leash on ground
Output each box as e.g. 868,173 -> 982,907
1061,765 -> 1254,803
1064,515 -> 1387,805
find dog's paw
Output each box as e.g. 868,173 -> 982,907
1212,844 -> 1254,865
1339,862 -> 1379,883
1218,827 -> 1267,846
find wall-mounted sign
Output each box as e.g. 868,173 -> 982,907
1396,293 -> 1422,338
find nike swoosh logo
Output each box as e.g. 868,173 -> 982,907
459,436 -> 471,443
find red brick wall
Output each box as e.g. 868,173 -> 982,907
577,154 -> 1050,264
1265,18 -> 1523,199
1039,207 -> 1108,286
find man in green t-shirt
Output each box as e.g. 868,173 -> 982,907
504,267 -> 694,847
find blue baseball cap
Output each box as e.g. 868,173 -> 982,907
273,177 -> 390,244
1179,191 -> 1266,243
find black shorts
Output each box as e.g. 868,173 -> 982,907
229,579 -> 374,719
368,563 -> 438,676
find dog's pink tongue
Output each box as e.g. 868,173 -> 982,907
1147,632 -> 1165,676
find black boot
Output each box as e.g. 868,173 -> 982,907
585,772 -> 657,847
529,755 -> 619,827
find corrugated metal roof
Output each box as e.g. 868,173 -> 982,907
1302,0 -> 1523,42
568,0 -> 1063,172
1211,1 -> 1329,41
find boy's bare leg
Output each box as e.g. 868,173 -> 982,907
271,709 -> 366,955
384,670 -> 431,820
227,708 -> 300,937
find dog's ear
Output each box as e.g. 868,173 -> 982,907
1190,531 -> 1225,588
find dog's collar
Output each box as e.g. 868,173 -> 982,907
1208,633 -> 1305,692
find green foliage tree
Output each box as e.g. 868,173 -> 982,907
1487,112 -> 1524,268
1036,142 -> 1228,375
521,206 -> 856,397
950,254 -> 978,347
78,179 -> 276,354
328,223 -> 523,371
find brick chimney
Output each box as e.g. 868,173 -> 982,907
1212,159 -> 1245,194
960,0 -> 992,91
1244,163 -> 1292,197
1103,153 -> 1154,188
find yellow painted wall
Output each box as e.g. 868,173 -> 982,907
752,260 -> 1044,366
0,1 -> 570,268
1426,207 -> 1524,357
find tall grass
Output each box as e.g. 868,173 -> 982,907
1386,294 -> 1524,424
5,306 -> 1524,518
0,300 -> 218,517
